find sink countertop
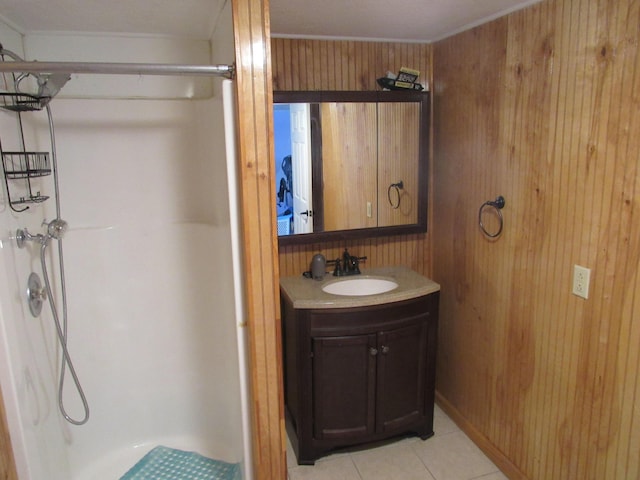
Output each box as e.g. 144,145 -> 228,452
279,265 -> 440,309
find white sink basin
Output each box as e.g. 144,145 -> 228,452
322,277 -> 399,296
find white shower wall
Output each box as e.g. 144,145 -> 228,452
0,26 -> 71,480
0,3 -> 249,477
52,96 -> 244,477
1,86 -> 246,478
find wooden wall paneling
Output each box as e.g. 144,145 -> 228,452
277,234 -> 429,279
528,6 -> 560,471
321,102 -> 378,230
271,39 -> 431,92
343,42 -> 355,90
607,3 -> 640,477
543,0 -> 583,477
232,0 -> 286,479
0,381 -> 17,480
377,102 -> 420,227
588,0 -> 640,477
433,0 -> 640,478
432,13 -> 510,449
565,0 -> 603,472
499,2 -> 554,471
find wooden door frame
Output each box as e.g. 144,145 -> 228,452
232,0 -> 286,478
0,381 -> 17,480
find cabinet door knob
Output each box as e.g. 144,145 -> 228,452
369,347 -> 378,356
381,345 -> 390,354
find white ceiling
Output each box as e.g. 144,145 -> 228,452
270,0 -> 541,42
0,0 -> 227,39
0,0 -> 540,43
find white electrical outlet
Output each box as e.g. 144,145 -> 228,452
572,265 -> 591,299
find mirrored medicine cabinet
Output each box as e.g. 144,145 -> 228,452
274,90 -> 429,246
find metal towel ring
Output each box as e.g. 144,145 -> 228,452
387,181 -> 404,209
478,195 -> 505,238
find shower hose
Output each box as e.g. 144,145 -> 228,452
42,104 -> 90,425
40,237 -> 90,425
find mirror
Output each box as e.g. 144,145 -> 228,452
274,91 -> 429,246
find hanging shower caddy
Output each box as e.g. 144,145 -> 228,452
0,92 -> 53,211
0,46 -> 69,212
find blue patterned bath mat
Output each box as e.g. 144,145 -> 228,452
120,446 -> 241,480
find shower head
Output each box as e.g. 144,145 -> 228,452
46,218 -> 68,240
36,73 -> 71,104
0,45 -> 70,105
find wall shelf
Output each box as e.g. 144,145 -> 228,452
0,92 -> 48,112
2,152 -> 51,178
0,95 -> 53,211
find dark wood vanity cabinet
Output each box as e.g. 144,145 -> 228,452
282,292 -> 439,464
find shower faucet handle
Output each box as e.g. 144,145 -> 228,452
16,228 -> 43,248
26,272 -> 46,317
29,282 -> 47,302
40,218 -> 69,240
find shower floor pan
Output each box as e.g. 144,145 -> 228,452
121,445 -> 241,480
70,436 -> 242,480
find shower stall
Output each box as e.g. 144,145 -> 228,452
0,16 -> 252,480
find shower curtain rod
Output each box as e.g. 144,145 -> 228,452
0,60 -> 235,78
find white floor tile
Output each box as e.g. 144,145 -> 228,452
473,472 -> 509,480
433,405 -> 460,436
288,455 -> 361,480
351,441 -> 436,480
287,408 -> 504,480
412,431 -> 500,480
286,435 -> 297,470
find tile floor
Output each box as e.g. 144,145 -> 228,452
286,404 -> 508,480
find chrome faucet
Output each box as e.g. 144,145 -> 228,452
16,218 -> 68,248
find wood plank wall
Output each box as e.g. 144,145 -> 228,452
271,38 -> 433,277
432,0 -> 640,478
321,102 -> 378,231
0,381 -> 17,480
377,102 -> 421,227
232,1 -> 286,479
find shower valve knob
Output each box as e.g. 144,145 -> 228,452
26,272 -> 46,317
30,286 -> 46,302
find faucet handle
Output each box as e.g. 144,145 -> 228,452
332,259 -> 343,276
350,256 -> 362,274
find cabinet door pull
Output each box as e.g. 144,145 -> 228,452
381,345 -> 390,354
369,347 -> 379,356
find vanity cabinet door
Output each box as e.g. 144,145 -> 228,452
311,317 -> 429,440
376,320 -> 428,433
312,333 -> 377,440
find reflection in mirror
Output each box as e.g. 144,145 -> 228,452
274,104 -> 293,234
274,102 -> 315,236
274,91 -> 429,246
